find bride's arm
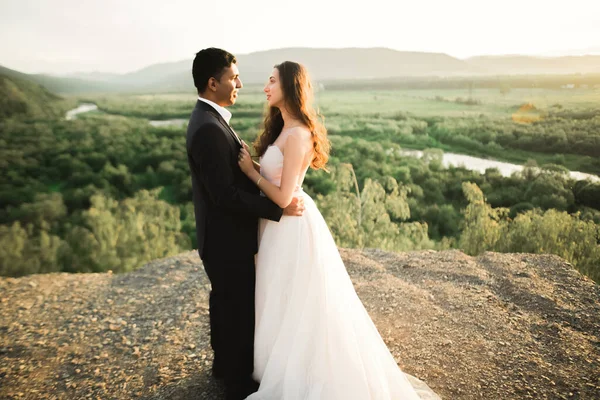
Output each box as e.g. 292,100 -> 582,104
239,133 -> 306,208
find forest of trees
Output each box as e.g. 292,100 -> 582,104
90,94 -> 600,175
1,72 -> 599,282
460,182 -> 600,282
1,109 -> 599,282
428,108 -> 600,164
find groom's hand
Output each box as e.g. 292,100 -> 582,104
283,197 -> 305,216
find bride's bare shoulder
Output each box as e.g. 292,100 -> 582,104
286,126 -> 313,149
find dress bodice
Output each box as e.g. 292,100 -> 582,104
259,145 -> 308,193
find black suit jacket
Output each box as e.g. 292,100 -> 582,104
186,100 -> 283,261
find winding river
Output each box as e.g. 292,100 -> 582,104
400,149 -> 599,182
65,105 -> 599,183
65,103 -> 98,120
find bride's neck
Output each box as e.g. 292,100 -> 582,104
280,107 -> 301,130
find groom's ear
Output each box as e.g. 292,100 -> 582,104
207,76 -> 219,92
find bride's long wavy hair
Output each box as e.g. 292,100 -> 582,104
253,61 -> 330,171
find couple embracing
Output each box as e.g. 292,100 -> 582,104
186,47 -> 422,400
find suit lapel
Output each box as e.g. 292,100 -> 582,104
198,101 -> 242,148
217,116 -> 243,147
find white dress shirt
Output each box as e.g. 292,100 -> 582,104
198,96 -> 232,125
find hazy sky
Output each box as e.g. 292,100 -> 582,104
1,0 -> 599,74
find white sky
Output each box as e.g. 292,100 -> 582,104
1,0 -> 599,74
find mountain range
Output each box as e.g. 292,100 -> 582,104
2,47 -> 600,94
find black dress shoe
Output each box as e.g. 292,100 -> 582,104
225,378 -> 260,400
244,379 -> 260,394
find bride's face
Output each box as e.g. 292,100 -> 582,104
264,68 -> 284,108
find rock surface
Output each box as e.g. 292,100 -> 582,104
1,249 -> 599,399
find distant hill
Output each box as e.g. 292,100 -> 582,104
3,48 -> 482,93
466,55 -> 600,75
87,48 -> 480,91
59,71 -> 121,82
538,45 -> 600,57
56,48 -> 479,91
112,60 -> 191,86
0,64 -> 129,94
5,47 -> 600,94
0,71 -> 66,120
235,47 -> 481,82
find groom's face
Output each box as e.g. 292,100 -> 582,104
214,63 -> 243,107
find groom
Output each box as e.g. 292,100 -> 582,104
186,48 -> 304,400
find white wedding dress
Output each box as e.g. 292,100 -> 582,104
246,144 -> 423,400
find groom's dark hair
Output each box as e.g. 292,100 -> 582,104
193,48 -> 237,93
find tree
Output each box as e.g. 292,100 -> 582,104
61,189 -> 190,273
459,182 -> 507,255
316,164 -> 432,252
459,182 -> 600,283
0,222 -> 63,276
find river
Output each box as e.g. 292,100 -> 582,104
400,149 -> 599,182
65,103 -> 98,120
65,105 -> 599,183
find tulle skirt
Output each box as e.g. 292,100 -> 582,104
246,191 -> 423,400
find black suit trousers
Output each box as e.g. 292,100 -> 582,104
202,255 -> 256,383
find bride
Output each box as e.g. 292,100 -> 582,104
237,61 -> 423,400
